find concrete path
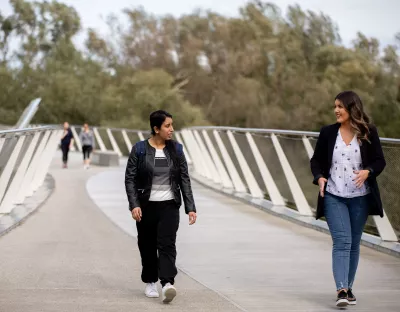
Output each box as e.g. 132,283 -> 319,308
0,154 -> 242,312
0,153 -> 399,311
88,159 -> 400,312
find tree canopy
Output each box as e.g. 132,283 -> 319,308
1,0 -> 399,136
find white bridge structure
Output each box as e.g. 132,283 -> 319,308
0,100 -> 399,311
2,121 -> 399,245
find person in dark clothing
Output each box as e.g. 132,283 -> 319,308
310,91 -> 386,308
125,110 -> 197,304
60,122 -> 74,168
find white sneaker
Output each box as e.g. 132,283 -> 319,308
162,283 -> 176,303
144,283 -> 159,298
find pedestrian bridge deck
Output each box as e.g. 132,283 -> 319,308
0,153 -> 399,312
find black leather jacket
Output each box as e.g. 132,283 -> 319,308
125,140 -> 196,214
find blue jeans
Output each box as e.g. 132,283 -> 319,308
324,192 -> 369,290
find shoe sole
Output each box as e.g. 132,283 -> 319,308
336,299 -> 349,307
145,293 -> 159,298
163,288 -> 176,303
348,300 -> 357,305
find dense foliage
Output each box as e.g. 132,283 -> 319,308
1,0 -> 399,136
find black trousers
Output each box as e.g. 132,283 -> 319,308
136,200 -> 180,286
61,144 -> 70,164
82,145 -> 93,160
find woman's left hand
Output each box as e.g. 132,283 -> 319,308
353,170 -> 369,188
188,212 -> 197,225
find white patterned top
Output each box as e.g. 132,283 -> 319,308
326,131 -> 370,198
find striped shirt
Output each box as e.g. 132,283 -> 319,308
149,149 -> 174,201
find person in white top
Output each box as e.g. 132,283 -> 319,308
311,91 -> 386,308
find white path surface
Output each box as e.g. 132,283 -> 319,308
87,163 -> 400,312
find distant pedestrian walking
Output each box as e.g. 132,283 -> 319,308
60,122 -> 74,168
125,110 -> 197,303
79,123 -> 95,170
310,91 -> 386,308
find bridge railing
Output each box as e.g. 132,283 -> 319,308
65,125 -> 150,157
66,124 -> 399,243
178,126 -> 400,243
0,126 -> 62,214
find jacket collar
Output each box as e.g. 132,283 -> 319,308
145,139 -> 171,164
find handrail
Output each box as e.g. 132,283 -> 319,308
43,124 -> 151,134
186,126 -> 400,144
94,126 -> 151,134
0,126 -> 59,136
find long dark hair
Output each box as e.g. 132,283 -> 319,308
335,91 -> 371,142
149,110 -> 179,167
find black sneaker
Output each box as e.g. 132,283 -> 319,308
336,290 -> 349,307
347,289 -> 356,305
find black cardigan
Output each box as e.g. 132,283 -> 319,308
310,123 -> 386,220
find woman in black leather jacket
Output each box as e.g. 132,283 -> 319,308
125,110 -> 197,304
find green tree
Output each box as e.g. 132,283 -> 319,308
0,0 -> 399,137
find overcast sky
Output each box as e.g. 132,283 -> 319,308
1,0 -> 399,48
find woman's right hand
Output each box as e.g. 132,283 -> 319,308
318,177 -> 328,197
131,207 -> 142,222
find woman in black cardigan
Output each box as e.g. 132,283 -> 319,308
310,91 -> 386,308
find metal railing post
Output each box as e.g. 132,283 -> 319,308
71,126 -> 82,152
122,130 -> 133,153
302,136 -> 314,159
246,132 -> 286,206
271,133 -> 313,216
187,130 -> 213,179
227,131 -> 263,198
202,130 -> 233,189
21,131 -> 51,199
138,132 -> 145,141
107,128 -> 122,157
180,130 -> 206,176
0,136 -> 26,210
0,137 -> 5,153
93,127 -> 107,152
174,132 -> 192,165
0,132 -> 41,213
31,130 -> 62,193
213,130 -> 246,193
193,130 -> 221,184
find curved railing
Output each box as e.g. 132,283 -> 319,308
178,126 -> 400,243
59,125 -> 149,157
29,123 -> 400,243
0,125 -> 62,214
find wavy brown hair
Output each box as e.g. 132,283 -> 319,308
335,91 -> 371,143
